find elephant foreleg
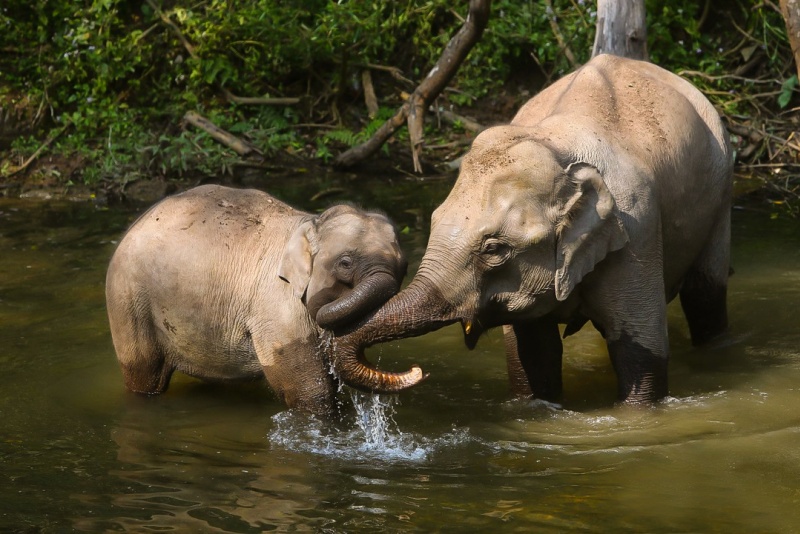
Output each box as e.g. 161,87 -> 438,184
606,331 -> 669,404
503,318 -> 563,401
254,332 -> 338,417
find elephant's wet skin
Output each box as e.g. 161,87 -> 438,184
106,184 -> 423,416
334,54 -> 733,406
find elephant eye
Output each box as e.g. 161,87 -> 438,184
337,254 -> 354,270
480,239 -> 512,267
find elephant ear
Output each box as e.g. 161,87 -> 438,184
278,220 -> 316,300
554,162 -> 629,301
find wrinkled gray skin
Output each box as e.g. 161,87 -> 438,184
331,55 -> 733,404
106,184 -> 417,416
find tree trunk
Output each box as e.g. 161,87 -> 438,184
333,0 -> 491,171
781,0 -> 800,80
592,0 -> 648,61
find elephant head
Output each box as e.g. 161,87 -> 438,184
329,126 -> 629,390
278,204 -> 409,332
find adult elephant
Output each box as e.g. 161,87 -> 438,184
106,184 -> 423,416
331,54 -> 733,404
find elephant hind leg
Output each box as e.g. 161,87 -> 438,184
119,349 -> 175,395
679,216 -> 731,345
679,272 -> 728,345
109,302 -> 175,395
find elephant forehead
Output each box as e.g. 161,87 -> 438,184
323,214 -> 399,252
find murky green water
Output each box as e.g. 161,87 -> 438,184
1,174 -> 799,532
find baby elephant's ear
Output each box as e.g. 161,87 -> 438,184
555,162 -> 629,301
278,220 -> 315,300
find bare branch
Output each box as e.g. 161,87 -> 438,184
544,0 -> 578,67
361,70 -> 379,118
334,0 -> 491,171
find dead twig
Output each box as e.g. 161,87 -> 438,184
678,70 -> 781,85
310,187 -> 346,202
363,63 -> 415,87
544,0 -> 578,67
361,70 -> 379,118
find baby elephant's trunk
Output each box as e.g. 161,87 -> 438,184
315,271 -> 399,331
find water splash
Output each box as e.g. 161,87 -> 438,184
350,389 -> 402,451
268,393 -> 482,464
272,331 -> 485,463
317,330 -> 342,389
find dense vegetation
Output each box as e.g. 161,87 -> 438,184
0,1 -> 796,206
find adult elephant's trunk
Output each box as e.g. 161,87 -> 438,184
315,271 -> 400,331
328,274 -> 459,393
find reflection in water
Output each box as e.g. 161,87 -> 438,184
96,401 -> 326,532
1,193 -> 800,532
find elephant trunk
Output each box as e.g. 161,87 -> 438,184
328,274 -> 458,393
315,271 -> 400,331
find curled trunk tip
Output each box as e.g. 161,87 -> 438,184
331,344 -> 427,394
327,278 -> 455,394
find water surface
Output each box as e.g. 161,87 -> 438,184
1,176 -> 799,532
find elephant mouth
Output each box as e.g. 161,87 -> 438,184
462,318 -> 483,350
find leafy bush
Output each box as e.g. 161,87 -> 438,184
0,0 -> 794,185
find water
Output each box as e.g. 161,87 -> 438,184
1,179 -> 799,532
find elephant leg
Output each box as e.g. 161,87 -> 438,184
604,292 -> 670,403
109,312 -> 174,394
255,333 -> 338,417
591,253 -> 671,404
679,215 -> 731,345
503,318 -> 563,401
607,333 -> 669,403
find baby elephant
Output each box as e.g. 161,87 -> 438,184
106,184 -> 409,415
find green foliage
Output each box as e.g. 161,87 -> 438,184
0,0 -> 795,186
648,1 -> 795,114
779,75 -> 798,109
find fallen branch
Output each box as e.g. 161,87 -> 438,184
3,123 -> 69,177
399,91 -> 484,133
221,89 -> 300,106
183,111 -> 261,157
439,109 -> 483,133
334,0 -> 491,171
